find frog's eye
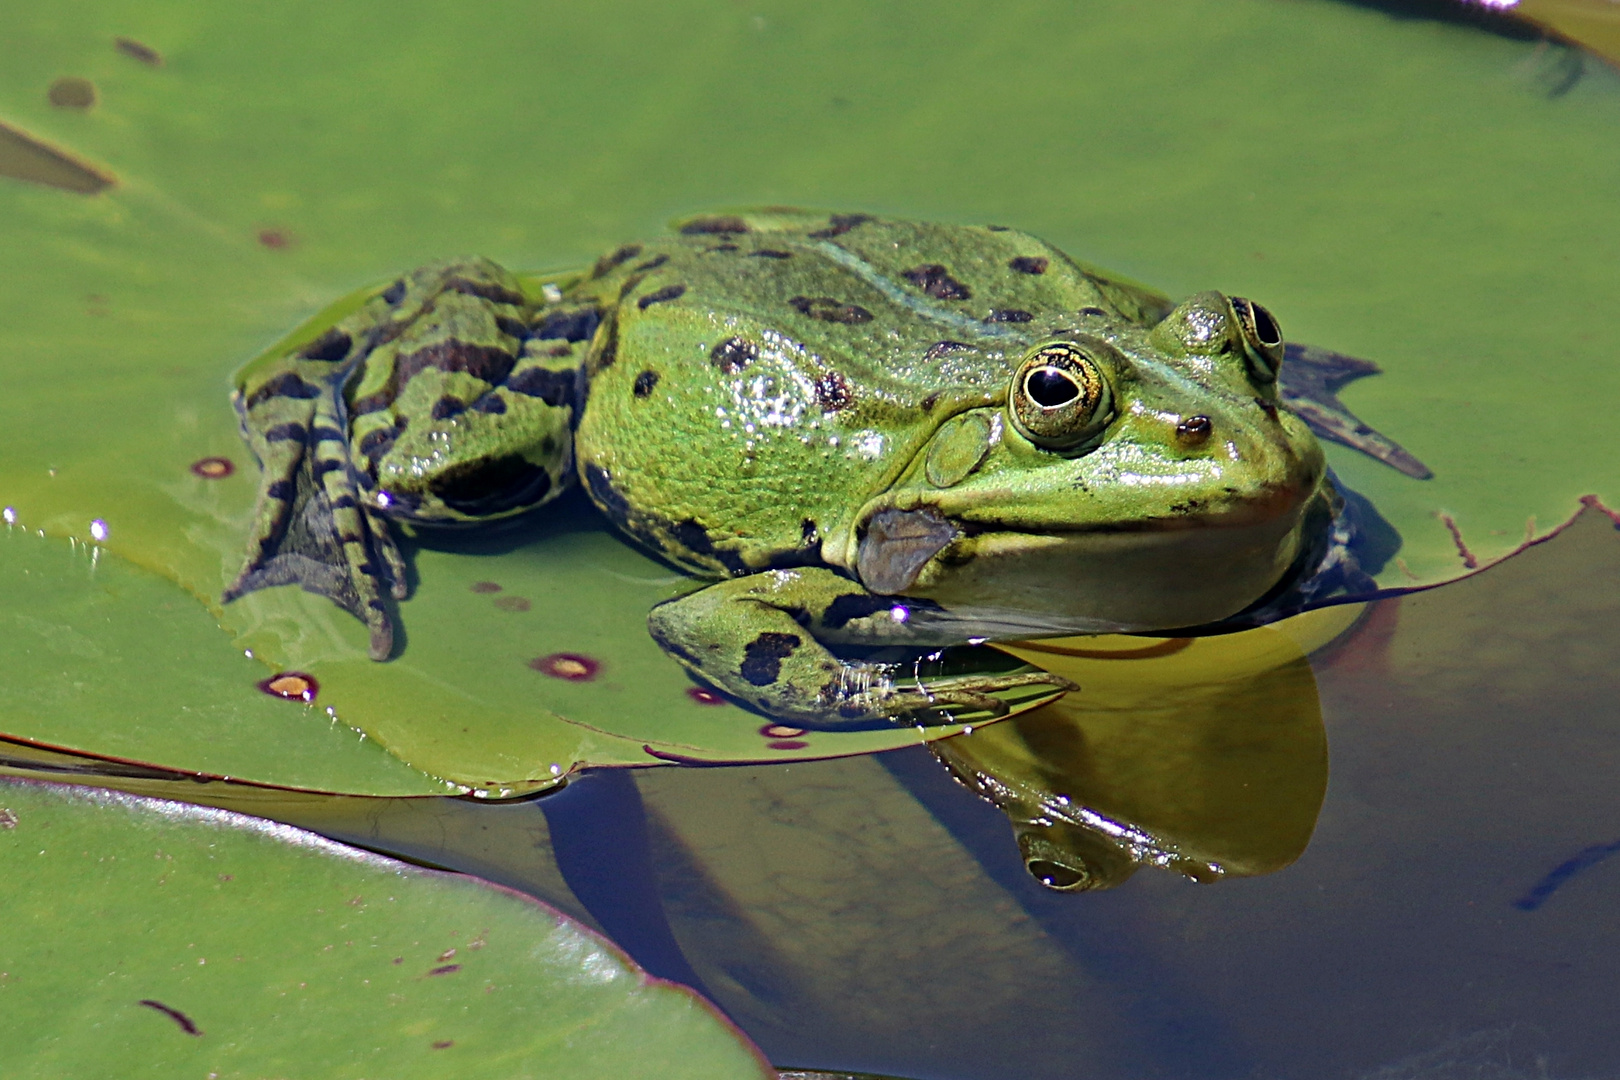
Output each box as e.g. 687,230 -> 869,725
1229,296 -> 1284,383
1008,343 -> 1113,451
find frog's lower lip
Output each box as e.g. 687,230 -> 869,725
899,488 -> 1329,632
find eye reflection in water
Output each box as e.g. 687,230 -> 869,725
929,605 -> 1360,891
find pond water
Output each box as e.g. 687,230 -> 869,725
3,0 -> 1619,1075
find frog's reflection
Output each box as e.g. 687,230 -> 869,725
928,611 -> 1355,891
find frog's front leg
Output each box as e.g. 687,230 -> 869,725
648,567 -> 1076,726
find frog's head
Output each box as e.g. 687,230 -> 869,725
855,292 -> 1330,632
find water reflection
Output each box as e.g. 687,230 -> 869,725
932,610 -> 1358,890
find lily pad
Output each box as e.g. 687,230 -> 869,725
0,523 -> 449,795
1,0 -> 1616,787
0,775 -> 773,1078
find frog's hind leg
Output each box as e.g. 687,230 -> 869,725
225,367 -> 402,660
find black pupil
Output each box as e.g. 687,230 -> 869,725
1028,859 -> 1086,889
1026,367 -> 1080,408
1250,303 -> 1281,346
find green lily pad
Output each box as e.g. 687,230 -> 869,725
1,0 -> 1615,788
0,525 -> 447,795
0,775 -> 773,1078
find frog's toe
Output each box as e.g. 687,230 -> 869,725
365,609 -> 394,661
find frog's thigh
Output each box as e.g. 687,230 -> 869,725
648,568 -> 885,724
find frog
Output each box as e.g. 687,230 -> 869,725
225,208 -> 1418,727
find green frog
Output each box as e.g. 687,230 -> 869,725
226,209 -> 1408,726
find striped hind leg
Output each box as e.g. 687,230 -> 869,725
310,392 -> 399,660
223,388 -> 321,606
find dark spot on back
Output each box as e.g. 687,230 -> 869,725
506,366 -> 577,407
801,519 -> 819,545
1255,396 -> 1280,421
711,336 -> 759,374
264,422 -> 307,443
444,276 -> 525,306
633,370 -> 660,397
617,273 -> 646,300
986,309 -> 1033,323
535,307 -> 601,343
591,320 -> 618,371
472,392 -> 507,414
495,315 -> 529,340
546,343 -> 574,357
633,254 -> 669,271
902,263 -> 971,300
809,213 -> 873,238
351,391 -> 394,416
1009,256 -> 1048,275
591,244 -> 641,278
382,279 -> 407,304
267,479 -> 296,501
396,340 -> 518,387
246,371 -> 323,408
790,296 -> 872,323
740,631 -> 801,686
924,340 -> 973,362
986,225 -> 1010,232
749,249 -> 793,259
919,392 -> 941,412
704,244 -> 739,254
298,328 -> 352,362
1079,306 -> 1108,317
359,420 -> 396,459
638,283 -> 686,309
815,370 -> 854,411
680,215 -> 750,235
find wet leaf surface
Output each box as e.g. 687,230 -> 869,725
0,775 -> 773,1078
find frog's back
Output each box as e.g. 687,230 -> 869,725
566,210 -> 1169,579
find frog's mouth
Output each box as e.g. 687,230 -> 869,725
853,484 -> 1330,634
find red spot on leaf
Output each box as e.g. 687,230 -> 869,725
760,723 -> 806,739
768,739 -> 809,751
686,687 -> 727,706
428,964 -> 461,976
190,456 -> 234,479
469,581 -> 502,593
257,228 -> 291,249
257,672 -> 317,702
492,596 -> 531,612
529,653 -> 600,681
